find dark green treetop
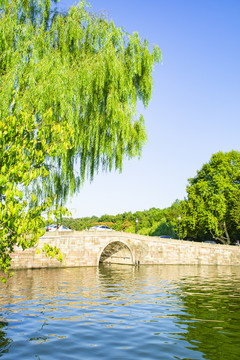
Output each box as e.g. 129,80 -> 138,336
181,151 -> 240,244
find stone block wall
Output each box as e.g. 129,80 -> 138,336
10,231 -> 240,269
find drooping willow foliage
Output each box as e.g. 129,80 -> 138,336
0,0 -> 161,276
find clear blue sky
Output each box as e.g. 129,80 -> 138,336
61,0 -> 240,218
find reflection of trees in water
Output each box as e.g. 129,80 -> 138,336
175,271 -> 240,360
98,264 -> 240,360
0,320 -> 12,356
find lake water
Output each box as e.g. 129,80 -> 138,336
0,265 -> 239,360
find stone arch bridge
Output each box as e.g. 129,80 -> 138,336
11,231 -> 240,269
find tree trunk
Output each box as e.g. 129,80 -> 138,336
210,222 -> 231,245
223,221 -> 231,245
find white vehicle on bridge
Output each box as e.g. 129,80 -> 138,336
46,225 -> 72,231
89,225 -> 113,231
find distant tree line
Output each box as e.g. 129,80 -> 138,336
60,200 -> 181,238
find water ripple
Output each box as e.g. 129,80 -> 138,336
0,265 -> 239,359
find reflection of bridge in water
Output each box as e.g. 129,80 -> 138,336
10,231 -> 240,269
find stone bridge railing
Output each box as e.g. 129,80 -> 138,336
10,230 -> 240,269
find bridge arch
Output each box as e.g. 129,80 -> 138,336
98,240 -> 135,265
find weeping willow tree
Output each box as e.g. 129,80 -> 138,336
0,0 -> 161,277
